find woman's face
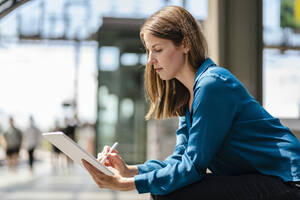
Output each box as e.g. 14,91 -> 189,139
143,32 -> 187,80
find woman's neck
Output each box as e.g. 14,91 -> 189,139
175,64 -> 196,97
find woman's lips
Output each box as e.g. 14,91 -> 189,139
155,68 -> 163,73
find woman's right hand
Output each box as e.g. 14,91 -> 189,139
97,146 -> 138,178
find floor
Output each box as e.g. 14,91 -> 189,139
0,150 -> 149,200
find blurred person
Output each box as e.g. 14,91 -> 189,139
76,122 -> 95,156
82,6 -> 300,200
62,116 -> 78,168
50,119 -> 64,172
62,116 -> 77,142
0,122 -> 4,146
0,123 -> 5,166
3,117 -> 23,170
22,116 -> 41,171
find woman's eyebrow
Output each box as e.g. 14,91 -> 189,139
145,43 -> 163,50
151,43 -> 163,48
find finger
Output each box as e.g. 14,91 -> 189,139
97,153 -> 102,160
108,153 -> 122,160
111,149 -> 119,154
82,159 -> 94,173
103,146 -> 119,154
82,159 -> 105,176
98,156 -> 111,167
86,163 -> 113,183
82,159 -> 95,171
82,160 -> 107,187
99,153 -> 116,167
106,153 -> 124,168
102,146 -> 110,154
104,161 -> 111,167
97,152 -> 105,161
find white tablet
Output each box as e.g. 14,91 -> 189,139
43,131 -> 114,176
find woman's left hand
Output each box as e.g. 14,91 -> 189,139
82,159 -> 136,191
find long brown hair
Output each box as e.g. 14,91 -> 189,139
140,6 -> 208,120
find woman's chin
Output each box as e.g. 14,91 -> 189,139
158,74 -> 173,81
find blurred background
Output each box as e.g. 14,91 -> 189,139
0,0 -> 299,199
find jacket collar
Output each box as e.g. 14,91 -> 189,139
194,58 -> 216,89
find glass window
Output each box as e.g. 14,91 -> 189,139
99,46 -> 120,71
0,41 -> 97,129
98,86 -> 118,142
263,49 -> 300,118
120,98 -> 134,119
121,53 -> 139,66
0,0 -> 208,40
186,0 -> 208,20
140,53 -> 147,65
263,0 -> 300,118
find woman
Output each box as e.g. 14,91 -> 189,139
82,6 -> 300,199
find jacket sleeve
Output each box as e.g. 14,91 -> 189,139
134,75 -> 238,195
137,116 -> 188,174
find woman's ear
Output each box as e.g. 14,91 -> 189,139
182,37 -> 190,54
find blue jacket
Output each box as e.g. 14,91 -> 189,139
134,58 -> 300,195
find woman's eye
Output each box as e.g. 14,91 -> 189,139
154,49 -> 162,52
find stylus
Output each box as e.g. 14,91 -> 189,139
99,142 -> 118,164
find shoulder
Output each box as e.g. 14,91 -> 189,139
202,66 -> 237,84
194,67 -> 230,92
194,66 -> 241,93
192,66 -> 244,110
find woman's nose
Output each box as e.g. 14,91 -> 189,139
147,52 -> 156,65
